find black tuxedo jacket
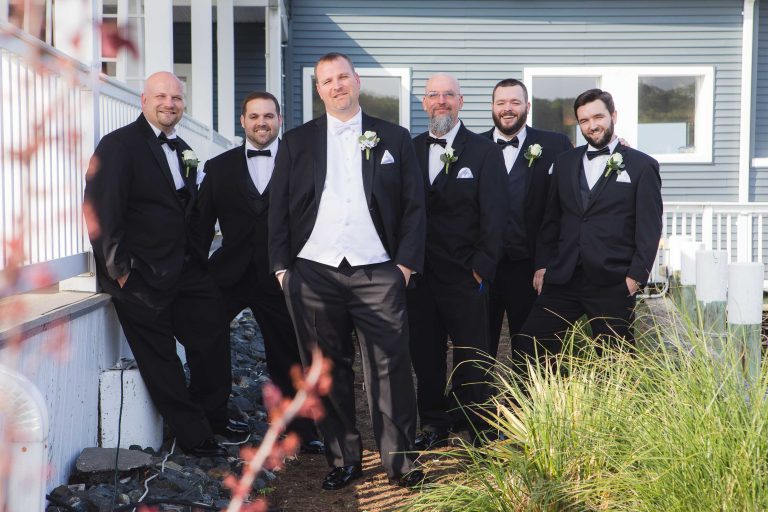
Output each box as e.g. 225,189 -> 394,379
479,126 -> 572,259
198,143 -> 276,288
536,144 -> 663,286
413,122 -> 507,282
84,114 -> 203,297
268,113 -> 426,273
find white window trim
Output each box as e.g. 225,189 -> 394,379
302,66 -> 411,129
523,66 -> 714,164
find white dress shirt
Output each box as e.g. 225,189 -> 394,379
245,138 -> 279,194
582,137 -> 620,190
494,126 -> 526,173
147,122 -> 185,190
297,109 -> 389,267
428,121 -> 461,184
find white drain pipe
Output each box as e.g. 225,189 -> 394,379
0,363 -> 48,512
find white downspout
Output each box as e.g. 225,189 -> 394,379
739,0 -> 757,203
0,363 -> 49,512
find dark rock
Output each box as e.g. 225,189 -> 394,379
76,447 -> 153,473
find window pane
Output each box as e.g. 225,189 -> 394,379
532,76 -> 599,146
638,76 -> 695,154
312,75 -> 400,124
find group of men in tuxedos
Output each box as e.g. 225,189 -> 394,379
83,53 -> 662,492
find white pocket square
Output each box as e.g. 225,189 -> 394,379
616,170 -> 631,183
548,164 -> 554,175
457,167 -> 474,179
380,150 -> 395,165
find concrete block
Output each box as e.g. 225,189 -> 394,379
99,368 -> 162,450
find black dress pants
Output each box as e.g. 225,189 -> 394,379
407,270 -> 491,434
515,268 -> 636,366
111,260 -> 231,450
282,258 -> 417,479
219,265 -> 319,442
488,256 -> 537,359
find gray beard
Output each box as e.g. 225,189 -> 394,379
429,114 -> 456,137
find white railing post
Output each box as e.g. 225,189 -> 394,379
736,213 -> 753,262
702,206 -> 714,250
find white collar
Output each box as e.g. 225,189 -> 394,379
493,125 -> 527,143
429,120 -> 461,148
245,137 -> 279,154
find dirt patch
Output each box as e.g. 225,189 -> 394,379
268,326 -> 512,512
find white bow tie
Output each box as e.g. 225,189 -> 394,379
333,122 -> 359,136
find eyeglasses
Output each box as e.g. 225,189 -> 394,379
424,91 -> 458,100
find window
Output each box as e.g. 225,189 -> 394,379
531,76 -> 599,146
524,67 -> 714,163
302,67 -> 411,129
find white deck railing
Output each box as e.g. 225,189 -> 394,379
0,23 -> 233,298
663,202 -> 768,283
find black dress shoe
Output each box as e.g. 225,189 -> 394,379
414,430 -> 449,450
213,418 -> 250,438
187,438 -> 228,458
300,440 -> 325,454
321,464 -> 362,490
389,469 -> 425,488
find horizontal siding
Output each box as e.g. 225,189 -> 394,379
286,0 -> 745,202
753,0 -> 768,200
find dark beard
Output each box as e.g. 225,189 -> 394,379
583,121 -> 615,148
493,109 -> 527,137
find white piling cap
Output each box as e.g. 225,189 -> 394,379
695,250 -> 728,303
727,262 -> 765,325
680,241 -> 705,285
667,235 -> 691,273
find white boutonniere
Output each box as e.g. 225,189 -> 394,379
603,152 -> 624,178
358,131 -> 380,160
181,149 -> 199,178
523,143 -> 542,168
440,145 -> 458,174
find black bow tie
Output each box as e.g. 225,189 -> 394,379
586,147 -> 611,160
497,137 -> 519,148
158,132 -> 179,152
247,149 -> 272,158
426,136 -> 447,148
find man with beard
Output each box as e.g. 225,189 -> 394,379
515,89 -> 662,361
197,91 -> 323,454
479,79 -> 572,359
409,73 -> 506,449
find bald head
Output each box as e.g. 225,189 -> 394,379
422,73 -> 463,137
141,72 -> 185,133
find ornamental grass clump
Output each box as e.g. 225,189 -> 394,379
405,313 -> 768,512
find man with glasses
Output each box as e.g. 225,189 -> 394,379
408,73 -> 506,449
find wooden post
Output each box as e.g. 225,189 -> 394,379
727,262 -> 764,382
695,250 -> 728,352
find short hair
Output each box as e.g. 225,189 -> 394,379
240,91 -> 281,117
492,78 -> 528,103
314,52 -> 355,78
573,88 -> 615,117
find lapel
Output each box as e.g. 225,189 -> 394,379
513,126 -> 539,197
312,115 -> 328,206
571,145 -> 587,213
584,143 -> 622,213
414,133 -> 430,191
361,114 -> 376,206
176,138 -> 198,214
432,121 -> 467,194
237,144 -> 261,207
260,138 -> 279,197
140,115 -> 178,195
